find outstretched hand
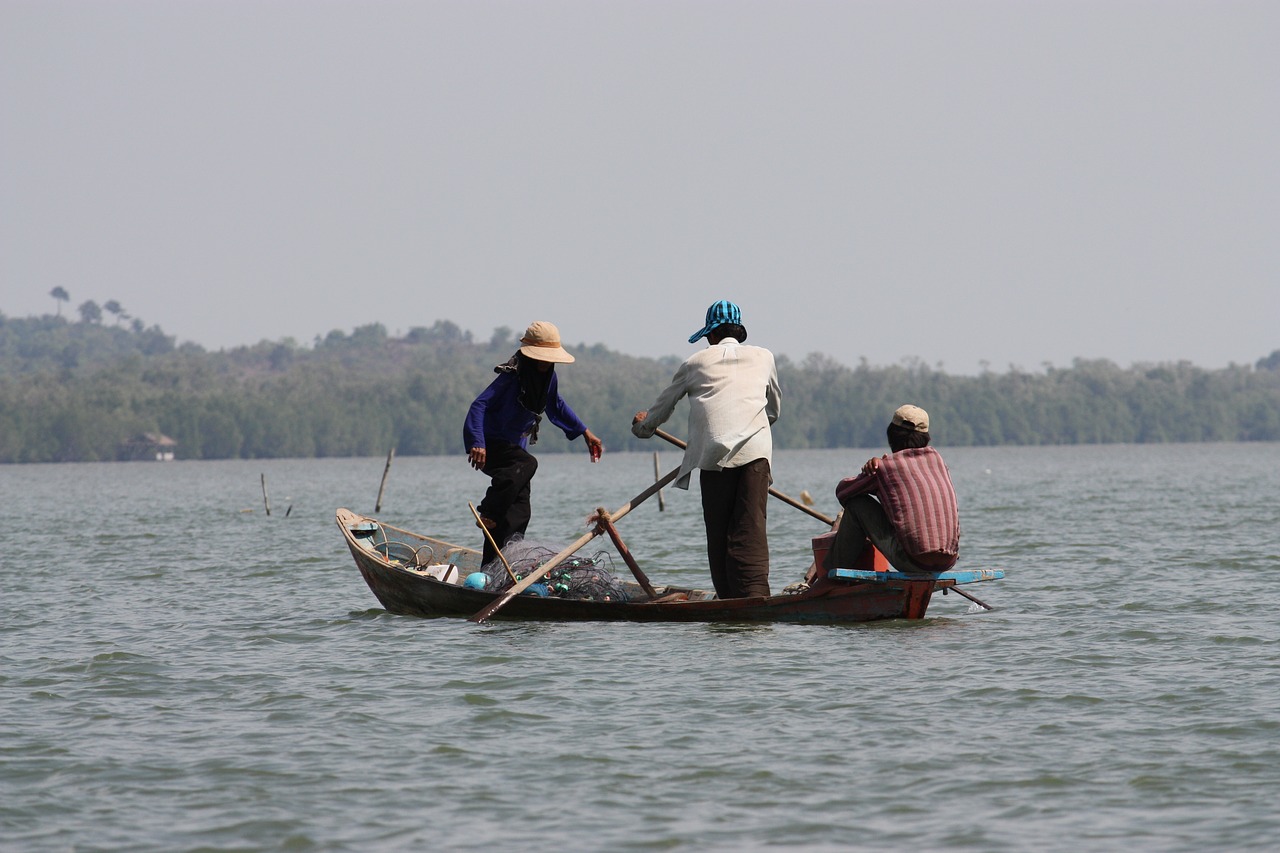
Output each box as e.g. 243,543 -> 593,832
584,429 -> 604,462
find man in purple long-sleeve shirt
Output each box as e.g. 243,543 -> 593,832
826,404 -> 959,575
464,321 -> 603,565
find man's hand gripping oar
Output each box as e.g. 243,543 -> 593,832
647,428 -> 836,526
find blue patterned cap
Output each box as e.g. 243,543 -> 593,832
688,300 -> 742,343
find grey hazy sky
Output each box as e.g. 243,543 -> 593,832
3,0 -> 1277,374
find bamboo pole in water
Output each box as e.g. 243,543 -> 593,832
261,473 -> 271,516
375,448 -> 395,513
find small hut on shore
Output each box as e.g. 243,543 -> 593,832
121,432 -> 178,461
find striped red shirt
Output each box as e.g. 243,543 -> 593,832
835,447 -> 960,569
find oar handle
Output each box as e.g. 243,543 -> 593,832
768,488 -> 835,526
651,429 -> 835,526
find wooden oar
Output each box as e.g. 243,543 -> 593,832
944,584 -> 995,611
651,428 -> 835,525
594,510 -> 659,599
467,464 -> 683,623
468,501 -> 518,584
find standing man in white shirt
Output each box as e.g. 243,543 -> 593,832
631,300 -> 781,599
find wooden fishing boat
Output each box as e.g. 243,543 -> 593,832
336,507 -> 1004,624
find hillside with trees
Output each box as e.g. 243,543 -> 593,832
1,305 -> 1278,463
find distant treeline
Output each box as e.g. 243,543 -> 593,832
1,311 -> 1278,463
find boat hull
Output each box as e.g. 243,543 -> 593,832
338,508 -> 962,624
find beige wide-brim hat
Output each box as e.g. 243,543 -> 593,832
892,404 -> 930,433
518,320 -> 575,364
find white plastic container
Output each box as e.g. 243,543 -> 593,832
418,564 -> 460,584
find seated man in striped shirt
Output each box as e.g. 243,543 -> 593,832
826,404 -> 960,575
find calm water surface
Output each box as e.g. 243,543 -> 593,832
2,444 -> 1279,851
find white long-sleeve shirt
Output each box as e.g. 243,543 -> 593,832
632,337 -> 781,489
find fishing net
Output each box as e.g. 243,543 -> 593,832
478,537 -> 632,602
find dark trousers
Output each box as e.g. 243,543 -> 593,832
829,494 -> 933,575
699,458 -> 771,599
477,442 -> 538,565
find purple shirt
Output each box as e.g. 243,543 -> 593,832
836,446 -> 960,569
463,371 -> 587,451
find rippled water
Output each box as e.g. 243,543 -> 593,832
3,444 -> 1279,851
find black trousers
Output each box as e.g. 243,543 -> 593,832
830,494 -> 935,575
699,458 -> 772,599
477,442 -> 538,565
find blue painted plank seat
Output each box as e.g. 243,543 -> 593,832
829,568 -> 1004,585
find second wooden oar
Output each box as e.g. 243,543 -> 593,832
594,510 -> 659,599
468,501 -> 517,584
944,584 -> 995,611
468,464 -> 683,623
651,428 -> 835,526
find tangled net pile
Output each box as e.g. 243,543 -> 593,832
479,538 -> 631,602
